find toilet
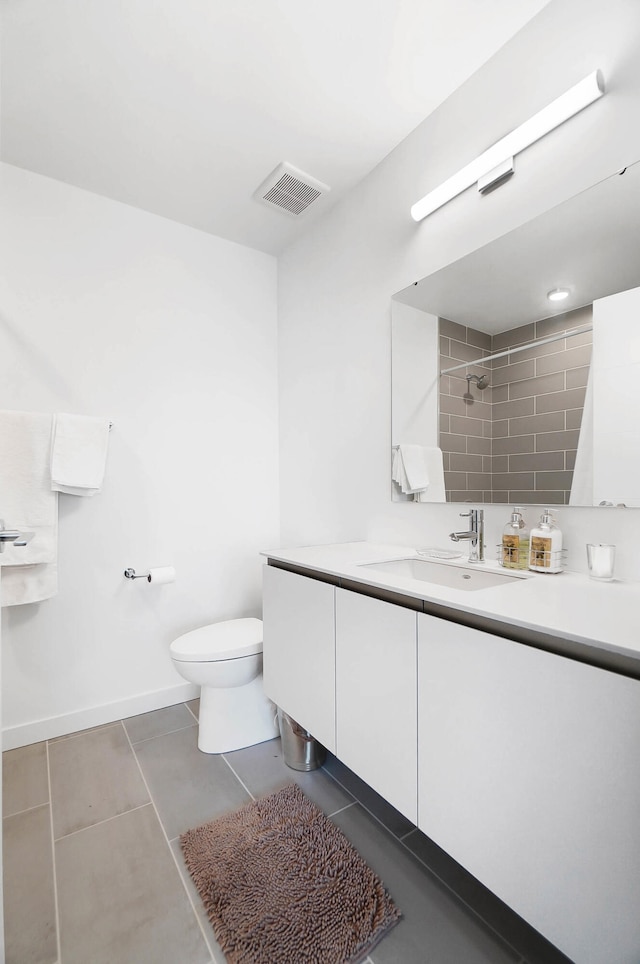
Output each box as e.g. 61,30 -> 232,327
170,617 -> 278,754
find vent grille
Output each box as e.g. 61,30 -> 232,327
254,162 -> 330,217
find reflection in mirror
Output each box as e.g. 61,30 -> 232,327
391,160 -> 640,507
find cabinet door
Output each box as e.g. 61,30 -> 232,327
336,589 -> 417,823
418,612 -> 640,964
262,565 -> 335,752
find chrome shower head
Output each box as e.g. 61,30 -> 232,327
466,373 -> 489,390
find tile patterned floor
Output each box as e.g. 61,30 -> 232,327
2,701 -> 572,963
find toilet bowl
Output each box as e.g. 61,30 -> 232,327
170,617 -> 278,754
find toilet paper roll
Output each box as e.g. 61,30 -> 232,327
146,566 -> 176,585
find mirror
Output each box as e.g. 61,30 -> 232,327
391,159 -> 640,507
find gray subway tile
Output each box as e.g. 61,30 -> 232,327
565,409 -> 584,430
450,415 -> 485,438
534,388 -> 586,415
466,436 -> 491,456
450,453 -> 484,473
449,490 -> 484,503
439,413 -> 451,434
123,704 -> 196,745
445,471 -> 468,491
3,804 -> 57,964
492,397 -> 535,421
490,456 -> 509,473
509,371 -> 565,399
466,327 -> 492,351
492,323 -> 535,352
439,318 -> 467,342
509,452 -> 564,473
468,472 -> 492,490
535,344 -> 592,376
491,385 -> 509,403
566,366 -> 590,389
508,411 -> 565,437
509,490 -> 565,505
535,471 -> 575,490
491,419 -> 509,439
49,723 -> 149,839
535,305 -> 592,339
565,449 -> 577,470
492,435 -> 535,457
492,472 -> 534,490
440,432 -> 467,454
439,335 -> 451,357
535,430 -> 580,452
56,805 -> 210,964
490,360 -> 535,387
3,742 -> 49,817
449,339 -> 487,364
440,394 -> 474,418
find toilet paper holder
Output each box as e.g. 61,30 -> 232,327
124,568 -> 149,581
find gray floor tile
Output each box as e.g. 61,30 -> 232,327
2,741 -> 49,817
49,723 -> 149,838
323,752 -> 416,838
224,736 -> 355,816
123,703 -> 196,744
48,721 -> 120,743
170,839 -> 228,964
3,804 -> 57,964
331,803 -> 520,964
186,698 -> 200,720
132,725 -> 251,840
403,829 -> 571,964
56,804 -> 211,964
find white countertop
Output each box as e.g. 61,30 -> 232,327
261,542 -> 640,666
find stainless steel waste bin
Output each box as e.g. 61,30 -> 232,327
277,708 -> 326,771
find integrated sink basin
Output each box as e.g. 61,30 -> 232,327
359,557 -> 528,591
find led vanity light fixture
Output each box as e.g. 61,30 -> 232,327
411,70 -> 605,222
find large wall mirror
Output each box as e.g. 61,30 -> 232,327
391,159 -> 640,507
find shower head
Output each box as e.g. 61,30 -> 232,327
466,373 -> 489,390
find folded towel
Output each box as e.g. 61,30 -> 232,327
0,410 -> 58,606
392,445 -> 445,503
51,413 -> 110,496
392,444 -> 430,493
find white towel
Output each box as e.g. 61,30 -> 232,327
392,445 -> 446,503
51,413 -> 110,496
0,410 -> 58,606
392,444 -> 430,493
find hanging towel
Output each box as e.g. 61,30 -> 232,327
51,413 -> 110,496
392,444 -> 430,493
392,445 -> 445,503
0,410 -> 58,606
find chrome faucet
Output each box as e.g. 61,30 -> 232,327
449,509 -> 484,563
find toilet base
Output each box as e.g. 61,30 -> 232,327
197,674 -> 278,754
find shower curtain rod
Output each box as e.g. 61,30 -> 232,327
440,323 -> 593,376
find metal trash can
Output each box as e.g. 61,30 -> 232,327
277,708 -> 326,771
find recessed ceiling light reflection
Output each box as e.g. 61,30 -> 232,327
547,287 -> 570,303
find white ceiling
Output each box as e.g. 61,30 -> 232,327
0,0 -> 549,255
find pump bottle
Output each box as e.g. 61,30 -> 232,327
528,509 -> 563,573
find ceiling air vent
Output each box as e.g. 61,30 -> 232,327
254,162 -> 330,217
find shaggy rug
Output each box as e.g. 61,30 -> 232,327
180,783 -> 402,963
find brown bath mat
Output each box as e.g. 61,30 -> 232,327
180,783 -> 402,963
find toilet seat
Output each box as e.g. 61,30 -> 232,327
170,617 -> 263,662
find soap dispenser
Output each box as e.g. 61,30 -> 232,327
501,507 -> 529,570
529,508 -> 563,573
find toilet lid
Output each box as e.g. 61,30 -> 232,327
170,617 -> 263,662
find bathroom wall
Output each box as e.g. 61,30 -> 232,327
278,0 -> 640,580
0,164 -> 279,747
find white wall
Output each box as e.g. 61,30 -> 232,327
593,286 -> 640,506
0,164 -> 279,747
278,0 -> 640,579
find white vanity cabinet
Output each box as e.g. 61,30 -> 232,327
417,611 -> 640,964
335,588 -> 417,823
262,565 -> 336,753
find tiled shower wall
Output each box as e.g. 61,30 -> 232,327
439,305 -> 592,505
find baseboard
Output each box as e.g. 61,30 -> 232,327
2,682 -> 200,750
